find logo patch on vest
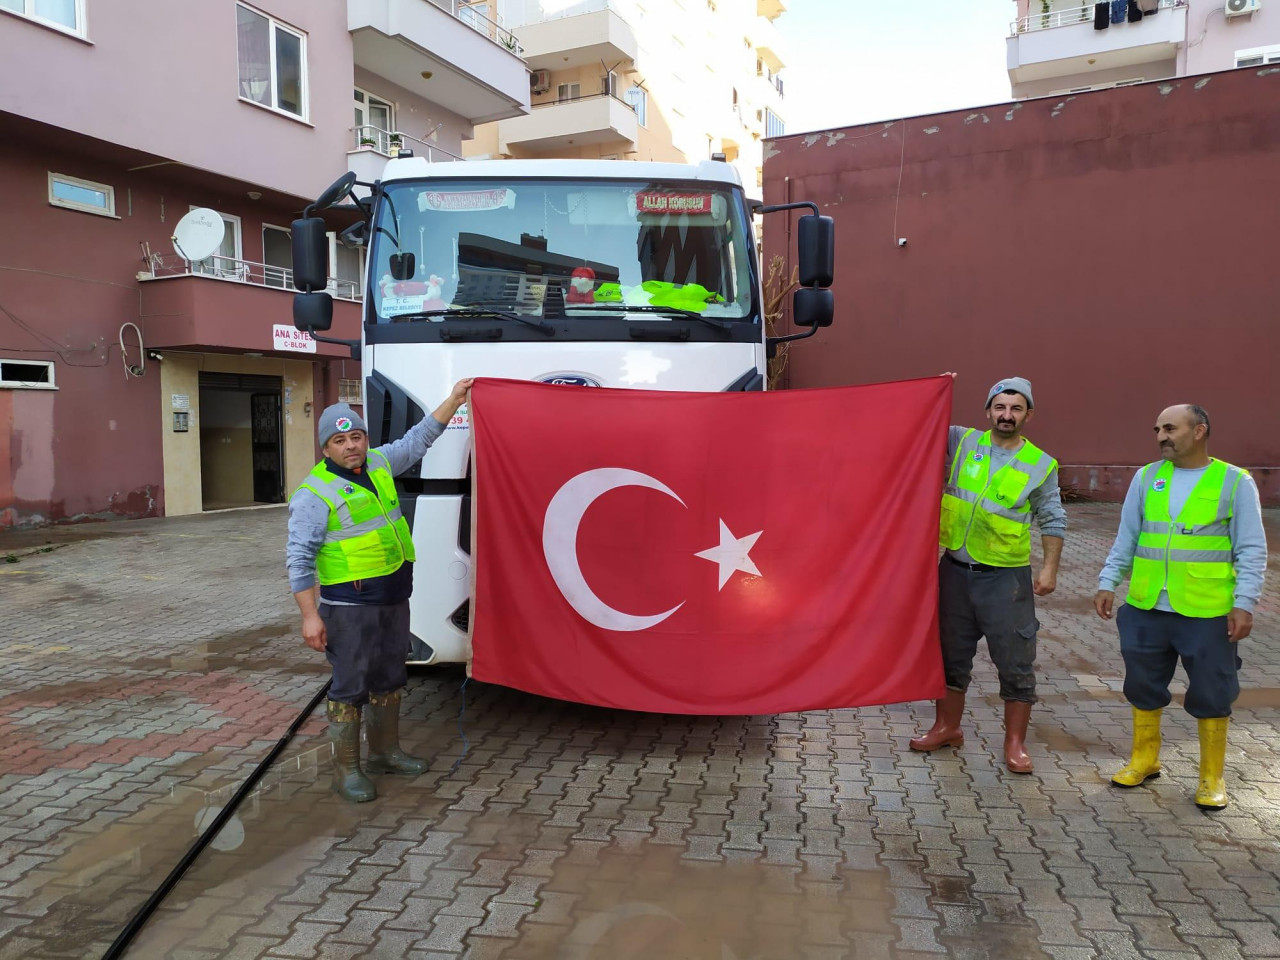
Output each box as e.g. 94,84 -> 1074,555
343,485 -> 354,494
335,416 -> 353,431
972,453 -> 984,462
1152,478 -> 1167,492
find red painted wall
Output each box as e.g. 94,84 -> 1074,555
0,128 -> 361,526
765,69 -> 1280,503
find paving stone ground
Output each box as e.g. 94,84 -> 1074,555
0,503 -> 1277,959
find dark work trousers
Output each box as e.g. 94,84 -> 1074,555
938,557 -> 1040,703
319,600 -> 411,706
1117,604 -> 1240,718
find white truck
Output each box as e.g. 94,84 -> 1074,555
289,155 -> 834,664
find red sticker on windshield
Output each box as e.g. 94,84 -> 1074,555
635,192 -> 714,214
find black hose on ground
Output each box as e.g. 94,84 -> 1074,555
101,679 -> 333,960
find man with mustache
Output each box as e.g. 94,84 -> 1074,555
910,377 -> 1065,773
286,379 -> 474,802
1094,405 -> 1266,810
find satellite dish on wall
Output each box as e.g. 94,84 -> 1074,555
172,208 -> 226,262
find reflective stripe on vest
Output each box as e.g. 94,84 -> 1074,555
1125,458 -> 1244,618
293,449 -> 416,585
938,429 -> 1056,566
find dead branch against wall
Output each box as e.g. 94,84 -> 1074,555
763,255 -> 799,391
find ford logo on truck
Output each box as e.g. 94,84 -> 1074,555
537,373 -> 601,387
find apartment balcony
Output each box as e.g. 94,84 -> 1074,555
497,93 -> 638,153
348,0 -> 530,125
757,0 -> 786,20
514,6 -> 638,71
750,15 -> 787,70
137,255 -> 361,356
1007,0 -> 1186,87
347,125 -> 463,184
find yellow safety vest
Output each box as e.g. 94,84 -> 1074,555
1126,458 -> 1244,618
293,450 -> 415,585
939,429 -> 1056,567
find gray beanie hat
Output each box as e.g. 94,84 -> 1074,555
318,403 -> 368,448
985,377 -> 1034,409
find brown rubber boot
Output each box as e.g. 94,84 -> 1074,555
909,689 -> 966,752
328,699 -> 376,803
365,689 -> 429,776
1003,700 -> 1034,774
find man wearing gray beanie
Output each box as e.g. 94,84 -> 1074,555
909,375 -> 1066,774
286,378 -> 473,802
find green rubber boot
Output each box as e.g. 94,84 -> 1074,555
328,699 -> 376,803
365,689 -> 429,776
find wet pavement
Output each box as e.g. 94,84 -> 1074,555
0,504 -> 1277,959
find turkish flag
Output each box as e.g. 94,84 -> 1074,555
468,376 -> 951,715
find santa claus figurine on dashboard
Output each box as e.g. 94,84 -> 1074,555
566,266 -> 596,304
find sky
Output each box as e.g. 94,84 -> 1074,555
774,0 -> 1017,134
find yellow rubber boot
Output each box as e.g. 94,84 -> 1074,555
1194,717 -> 1229,811
1111,706 -> 1163,788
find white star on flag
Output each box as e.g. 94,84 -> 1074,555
694,519 -> 763,590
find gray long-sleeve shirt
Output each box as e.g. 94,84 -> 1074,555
1097,463 -> 1267,613
945,425 -> 1067,564
285,415 -> 447,593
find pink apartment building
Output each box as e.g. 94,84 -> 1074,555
0,0 -> 529,526
1008,0 -> 1280,98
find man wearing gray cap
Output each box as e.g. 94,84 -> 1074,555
909,376 -> 1066,773
287,379 -> 473,802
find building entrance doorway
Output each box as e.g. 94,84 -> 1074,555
198,372 -> 284,509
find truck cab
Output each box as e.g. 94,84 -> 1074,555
290,156 -> 833,664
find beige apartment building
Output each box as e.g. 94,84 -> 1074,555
465,0 -> 788,197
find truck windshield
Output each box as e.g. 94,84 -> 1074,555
368,179 -> 757,327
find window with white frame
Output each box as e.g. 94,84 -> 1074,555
0,359 -> 56,390
1235,44 -> 1280,67
189,208 -> 243,278
0,0 -> 84,36
765,108 -> 785,138
262,224 -> 292,289
625,85 -> 647,125
236,3 -> 307,120
557,82 -> 581,101
48,173 -> 115,217
354,88 -> 395,152
329,232 -> 364,301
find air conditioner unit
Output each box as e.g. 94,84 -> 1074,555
1225,0 -> 1261,17
530,69 -> 551,94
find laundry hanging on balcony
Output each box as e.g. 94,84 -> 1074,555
1094,2 -> 1111,29
1127,0 -> 1144,22
1138,0 -> 1160,12
1111,0 -> 1127,24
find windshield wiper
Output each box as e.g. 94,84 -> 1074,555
389,307 -> 553,334
564,303 -> 732,330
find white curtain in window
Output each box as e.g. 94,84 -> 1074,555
237,6 -> 271,105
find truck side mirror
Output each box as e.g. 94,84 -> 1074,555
797,215 -> 834,288
793,287 -> 834,328
294,291 -> 334,332
291,218 -> 329,292
389,252 -> 416,281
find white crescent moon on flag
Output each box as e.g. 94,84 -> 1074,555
542,468 -> 686,632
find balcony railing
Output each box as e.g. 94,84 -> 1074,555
142,253 -> 362,302
352,125 -> 464,161
534,91 -> 636,112
427,0 -> 523,53
1011,0 -> 1183,34
501,0 -> 641,29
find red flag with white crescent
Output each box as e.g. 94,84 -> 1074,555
468,377 -> 951,714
